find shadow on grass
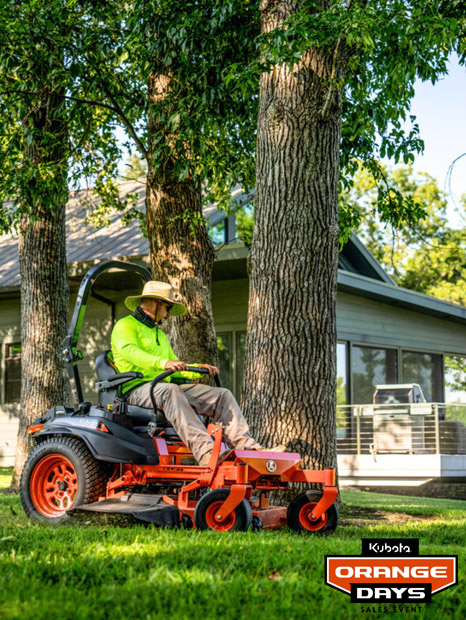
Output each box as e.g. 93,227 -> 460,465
339,503 -> 447,528
0,487 -> 17,496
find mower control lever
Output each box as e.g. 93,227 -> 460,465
149,366 -> 221,411
96,371 -> 143,391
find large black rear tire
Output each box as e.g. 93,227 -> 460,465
20,436 -> 106,523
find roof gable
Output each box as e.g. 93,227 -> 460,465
338,234 -> 395,285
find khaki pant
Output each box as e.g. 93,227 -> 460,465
127,382 -> 261,462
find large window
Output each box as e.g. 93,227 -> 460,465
216,333 -> 232,392
444,355 -> 466,404
5,342 -> 21,404
236,332 -> 247,398
401,351 -> 443,402
215,330 -> 247,399
208,221 -> 225,246
337,343 -> 348,405
336,343 -> 349,440
352,345 -> 397,404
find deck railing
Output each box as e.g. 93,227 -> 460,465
336,402 -> 466,456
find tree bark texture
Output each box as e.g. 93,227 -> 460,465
242,0 -> 347,469
145,72 -> 218,367
11,95 -> 70,489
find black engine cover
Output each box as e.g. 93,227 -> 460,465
36,410 -> 158,465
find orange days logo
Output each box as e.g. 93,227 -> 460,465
325,539 -> 457,606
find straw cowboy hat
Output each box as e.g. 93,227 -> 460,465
125,281 -> 187,316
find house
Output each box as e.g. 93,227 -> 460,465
2,181 -> 466,497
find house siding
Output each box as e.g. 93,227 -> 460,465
337,292 -> 466,356
213,283 -> 466,357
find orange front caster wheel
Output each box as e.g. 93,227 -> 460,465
287,491 -> 338,533
194,489 -> 252,531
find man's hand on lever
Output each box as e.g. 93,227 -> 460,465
164,360 -> 188,372
198,363 -> 219,376
164,360 -> 219,377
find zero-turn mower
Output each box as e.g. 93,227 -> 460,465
20,260 -> 338,532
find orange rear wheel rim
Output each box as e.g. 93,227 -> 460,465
30,454 -> 78,517
204,500 -> 237,531
298,502 -> 328,531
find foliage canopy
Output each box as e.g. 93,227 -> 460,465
0,1 -> 464,238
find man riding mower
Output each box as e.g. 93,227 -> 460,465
20,260 -> 338,532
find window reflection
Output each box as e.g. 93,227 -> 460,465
5,342 -> 21,404
216,333 -> 232,392
445,355 -> 466,404
401,351 -> 442,402
337,342 -> 348,440
352,345 -> 397,404
337,343 -> 347,406
236,332 -> 246,399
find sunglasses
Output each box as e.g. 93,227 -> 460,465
154,299 -> 173,312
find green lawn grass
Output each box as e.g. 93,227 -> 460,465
1,466 -> 465,620
341,488 -> 466,518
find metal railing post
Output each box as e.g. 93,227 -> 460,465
356,406 -> 361,455
434,403 -> 440,454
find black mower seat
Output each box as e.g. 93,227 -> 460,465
95,351 -> 171,428
128,404 -> 167,426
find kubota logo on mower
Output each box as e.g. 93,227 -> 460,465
265,460 -> 277,473
325,539 -> 457,604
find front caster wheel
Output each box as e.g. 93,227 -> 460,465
194,489 -> 252,531
287,490 -> 338,533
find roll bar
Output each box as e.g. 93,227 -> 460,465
60,260 -> 152,405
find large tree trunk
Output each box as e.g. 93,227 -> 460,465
11,95 -> 69,489
145,72 -> 218,366
242,0 -> 347,469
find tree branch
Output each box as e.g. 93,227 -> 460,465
97,80 -> 149,162
0,86 -> 149,162
0,88 -> 118,114
77,53 -> 149,163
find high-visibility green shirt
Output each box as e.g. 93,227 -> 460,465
111,315 -> 201,393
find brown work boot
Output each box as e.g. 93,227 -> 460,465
198,448 -> 233,466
